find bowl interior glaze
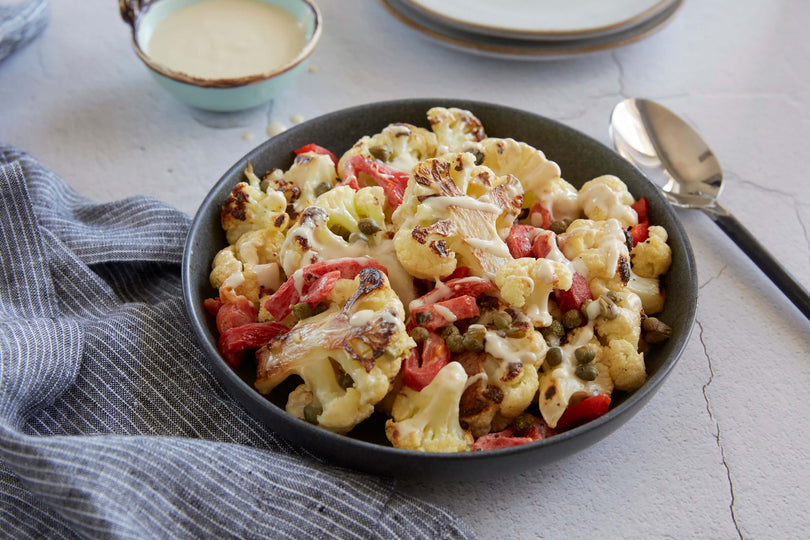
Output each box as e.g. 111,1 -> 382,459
182,98 -> 697,479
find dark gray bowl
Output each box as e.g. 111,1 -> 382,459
182,98 -> 697,479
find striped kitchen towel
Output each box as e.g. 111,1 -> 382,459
0,145 -> 474,539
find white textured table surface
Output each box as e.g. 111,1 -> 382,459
2,1 -> 809,538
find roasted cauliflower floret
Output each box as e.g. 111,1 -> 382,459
604,339 -> 646,391
578,175 -> 638,228
338,123 -> 438,176
221,164 -> 290,245
385,361 -> 474,452
495,258 -> 573,328
210,228 -> 286,305
392,152 -> 523,280
255,269 -> 414,434
427,107 -> 487,153
537,324 -> 613,429
280,186 -> 388,273
559,218 -> 631,290
260,152 -> 338,219
453,325 -> 545,438
280,186 -> 416,305
474,138 -> 580,223
631,225 -> 672,278
593,290 -> 643,349
626,270 -> 666,314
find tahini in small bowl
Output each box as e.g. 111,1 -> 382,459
119,0 -> 321,112
182,99 -> 698,479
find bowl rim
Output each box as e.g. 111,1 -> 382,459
120,0 -> 322,89
181,97 -> 698,472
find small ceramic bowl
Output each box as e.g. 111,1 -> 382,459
182,99 -> 698,479
119,0 -> 321,112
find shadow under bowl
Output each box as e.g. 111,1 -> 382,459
182,98 -> 698,479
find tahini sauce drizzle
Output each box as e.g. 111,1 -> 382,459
147,0 -> 307,79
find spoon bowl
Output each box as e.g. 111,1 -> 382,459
610,98 -> 810,320
611,99 -> 724,208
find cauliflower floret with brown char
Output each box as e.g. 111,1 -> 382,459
392,152 -> 523,280
254,269 -> 414,434
220,164 -> 290,245
559,218 -> 631,291
631,225 -> 672,278
495,258 -> 573,328
338,123 -> 438,177
427,107 -> 487,153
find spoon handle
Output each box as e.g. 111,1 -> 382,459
703,203 -> 810,320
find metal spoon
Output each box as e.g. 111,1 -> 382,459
610,98 -> 810,319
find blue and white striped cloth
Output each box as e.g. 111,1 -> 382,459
0,145 -> 474,539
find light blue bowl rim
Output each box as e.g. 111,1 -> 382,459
119,0 -> 322,89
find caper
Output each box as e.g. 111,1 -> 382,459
512,413 -> 534,436
606,291 -> 624,304
598,296 -> 619,319
441,324 -> 460,340
462,325 -> 486,351
642,317 -> 673,343
314,182 -> 332,197
541,320 -> 565,340
368,145 -> 392,162
338,373 -> 353,389
329,223 -> 351,240
491,311 -> 513,331
303,404 -> 322,424
545,346 -> 563,367
575,364 -> 598,381
446,334 -> 466,353
549,220 -> 568,235
357,218 -> 382,236
574,346 -> 596,365
562,309 -> 583,329
410,326 -> 429,343
292,302 -> 313,320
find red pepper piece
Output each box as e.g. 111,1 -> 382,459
629,222 -> 649,246
340,154 -> 410,208
294,143 -> 338,170
555,394 -> 612,432
218,322 -> 289,367
203,297 -> 222,317
413,276 -> 494,307
531,230 -> 555,259
445,266 -> 471,280
530,202 -> 553,229
264,258 -> 389,322
631,197 -> 649,224
506,225 -> 536,259
216,297 -> 257,334
299,270 -> 341,307
410,295 -> 480,331
555,271 -> 593,313
472,416 -> 554,451
401,332 -> 450,391
473,434 -> 534,450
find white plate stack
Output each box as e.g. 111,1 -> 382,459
381,0 -> 682,60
